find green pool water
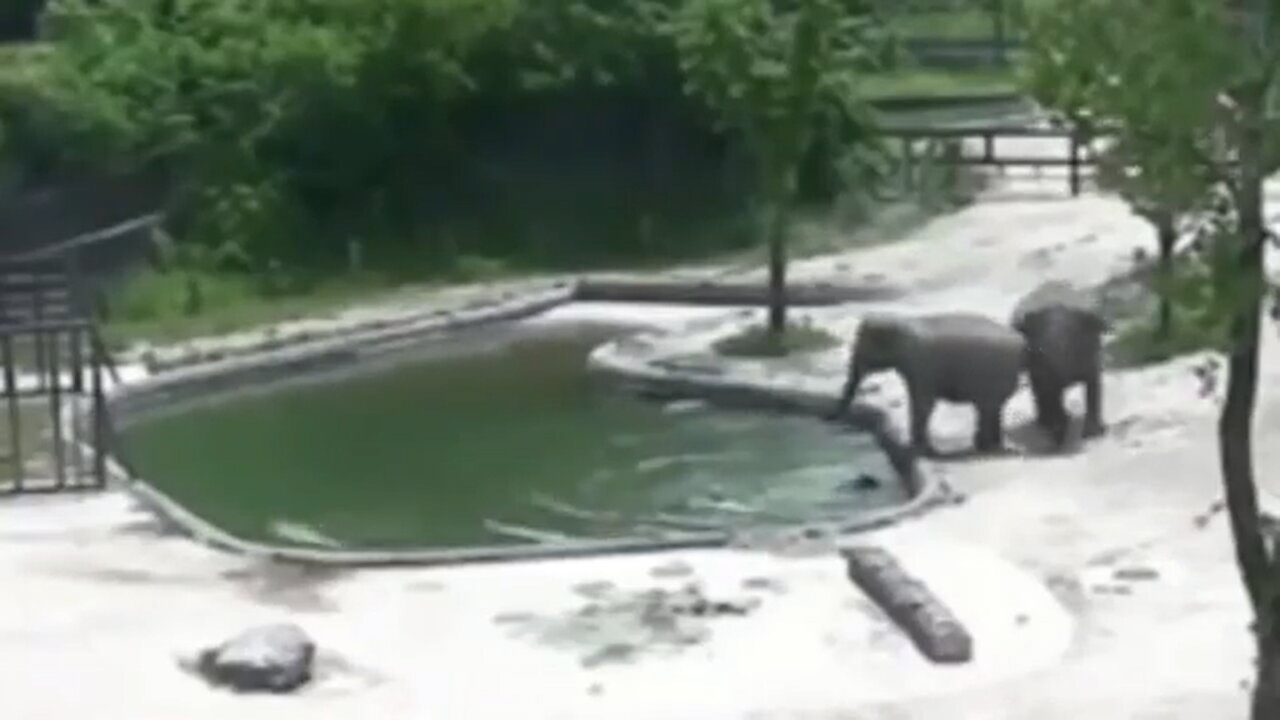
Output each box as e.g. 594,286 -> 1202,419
120,320 -> 905,549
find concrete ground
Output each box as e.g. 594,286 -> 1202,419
1,139 -> 1276,719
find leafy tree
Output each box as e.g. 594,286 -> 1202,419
670,0 -> 883,337
21,0 -> 773,276
37,0 -> 517,267
1025,0 -> 1280,715
1023,0 -> 1230,341
488,1 -> 679,90
10,0 -> 890,296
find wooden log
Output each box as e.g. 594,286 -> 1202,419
841,545 -> 973,664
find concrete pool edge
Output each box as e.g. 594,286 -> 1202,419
130,283 -> 579,387
129,278 -> 902,377
98,281 -> 944,568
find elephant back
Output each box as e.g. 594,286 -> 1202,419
1011,280 -> 1102,330
913,312 -> 1024,402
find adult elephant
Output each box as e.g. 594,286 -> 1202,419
827,312 -> 1025,456
1011,280 -> 1108,448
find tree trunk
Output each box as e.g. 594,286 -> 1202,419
1156,215 -> 1177,340
1218,90 -> 1276,720
1254,634 -> 1280,720
766,199 -> 788,337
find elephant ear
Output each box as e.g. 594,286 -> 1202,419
1010,307 -> 1033,334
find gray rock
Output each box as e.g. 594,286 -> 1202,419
196,623 -> 315,693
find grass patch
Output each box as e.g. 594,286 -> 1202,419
864,67 -> 1019,101
0,41 -> 52,76
1106,316 -> 1225,369
713,320 -> 841,359
890,8 -> 1008,40
102,164 -> 969,351
101,268 -> 425,349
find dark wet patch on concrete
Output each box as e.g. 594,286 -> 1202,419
572,580 -> 617,600
493,611 -> 538,625
46,563 -> 219,588
407,579 -> 445,593
80,566 -> 172,585
1091,584 -> 1134,596
649,560 -> 695,579
113,515 -> 189,539
500,581 -> 764,668
1113,566 -> 1160,582
741,576 -> 787,594
1044,573 -> 1088,614
220,560 -> 348,613
307,650 -> 392,694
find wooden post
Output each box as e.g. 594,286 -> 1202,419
902,136 -> 916,193
2,334 -> 20,492
48,328 -> 64,490
91,339 -> 106,489
1069,131 -> 1082,197
32,282 -> 45,392
65,252 -> 84,393
69,329 -> 83,484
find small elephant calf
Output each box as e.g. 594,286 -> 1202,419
1010,280 -> 1108,447
829,311 -> 1025,456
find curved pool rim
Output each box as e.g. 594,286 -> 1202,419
98,281 -> 946,568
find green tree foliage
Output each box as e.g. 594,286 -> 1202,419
1024,1 -> 1280,715
670,0 -> 883,335
1023,0 -> 1234,340
36,0 -> 520,270
489,1 -> 679,89
2,0 -> 889,287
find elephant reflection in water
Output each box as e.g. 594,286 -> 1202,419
827,312 -> 1025,456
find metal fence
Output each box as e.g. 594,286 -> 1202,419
0,257 -> 115,493
876,0 -> 1027,68
884,123 -> 1104,197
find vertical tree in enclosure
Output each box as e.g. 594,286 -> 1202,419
671,0 -> 884,339
1025,0 -> 1280,716
1024,0 -> 1224,342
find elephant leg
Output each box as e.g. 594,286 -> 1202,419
1030,371 -> 1067,425
1029,372 -> 1070,447
1046,388 -> 1070,447
974,402 -> 1005,452
1083,373 -> 1105,438
908,389 -> 937,456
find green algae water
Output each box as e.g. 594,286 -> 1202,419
121,321 -> 905,549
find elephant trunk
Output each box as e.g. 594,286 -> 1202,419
830,361 -> 864,418
1026,315 -> 1079,382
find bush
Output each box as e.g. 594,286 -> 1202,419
110,268 -> 257,325
1106,315 -> 1225,368
3,0 -> 890,278
713,319 -> 840,358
